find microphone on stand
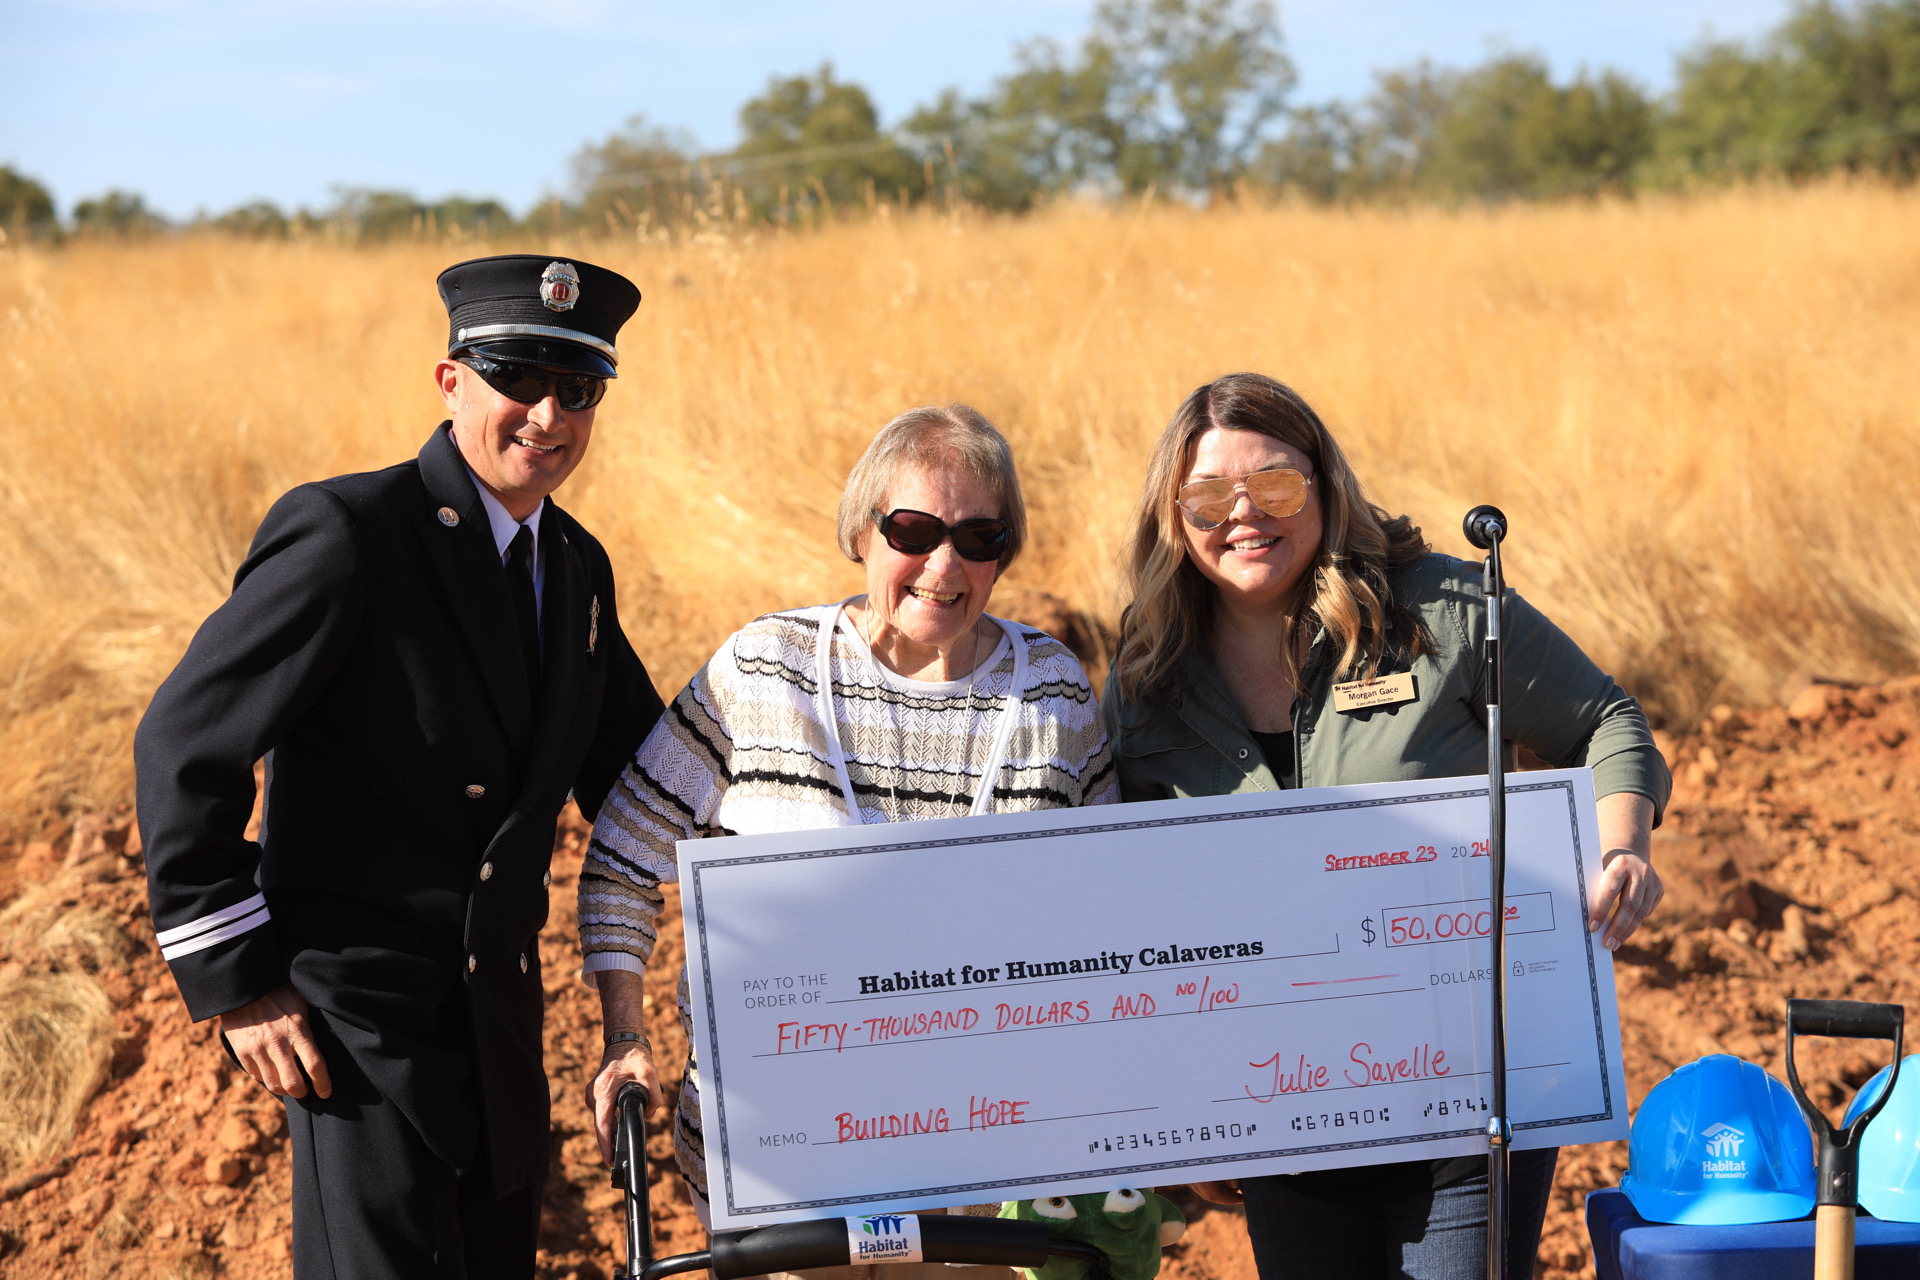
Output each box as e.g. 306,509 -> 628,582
1465,503 -> 1512,1280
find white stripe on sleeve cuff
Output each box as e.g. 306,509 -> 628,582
156,893 -> 272,961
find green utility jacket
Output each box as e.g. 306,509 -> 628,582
1101,554 -> 1670,816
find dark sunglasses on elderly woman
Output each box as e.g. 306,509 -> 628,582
1176,467 -> 1313,530
872,508 -> 1012,562
459,355 -> 607,412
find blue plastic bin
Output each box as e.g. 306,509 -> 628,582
1586,1187 -> 1920,1280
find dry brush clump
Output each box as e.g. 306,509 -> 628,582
2,182 -> 1918,853
0,823 -> 136,1181
0,974 -> 114,1176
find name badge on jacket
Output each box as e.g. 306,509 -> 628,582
1331,671 -> 1418,713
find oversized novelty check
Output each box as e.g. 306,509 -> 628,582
680,770 -> 1627,1230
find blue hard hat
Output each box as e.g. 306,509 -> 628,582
1620,1054 -> 1816,1224
1843,1055 -> 1920,1222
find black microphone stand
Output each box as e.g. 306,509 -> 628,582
1463,504 -> 1511,1280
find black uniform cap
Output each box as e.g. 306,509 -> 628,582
437,254 -> 641,379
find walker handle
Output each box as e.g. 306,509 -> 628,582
614,1083 -> 652,1278
613,1079 -> 1104,1280
706,1216 -> 1059,1280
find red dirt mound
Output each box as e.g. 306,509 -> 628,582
1,675 -> 1915,1278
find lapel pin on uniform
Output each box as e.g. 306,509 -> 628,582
588,596 -> 600,654
437,507 -> 460,527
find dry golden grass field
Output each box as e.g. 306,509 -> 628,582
4,183 -> 1919,854
1,184 -> 1919,1272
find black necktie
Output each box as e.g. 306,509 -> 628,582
507,524 -> 541,695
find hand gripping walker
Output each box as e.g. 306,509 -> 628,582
610,1085 -> 1115,1280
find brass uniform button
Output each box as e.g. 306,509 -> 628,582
467,954 -> 477,973
479,862 -> 493,881
465,784 -> 486,800
519,952 -> 529,974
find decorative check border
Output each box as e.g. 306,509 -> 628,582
688,778 -> 1613,1220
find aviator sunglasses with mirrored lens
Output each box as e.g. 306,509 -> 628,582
459,355 -> 607,412
1176,467 -> 1313,530
872,508 -> 1012,562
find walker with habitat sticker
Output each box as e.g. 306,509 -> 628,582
608,1084 -> 1185,1280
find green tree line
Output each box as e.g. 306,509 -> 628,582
5,0 -> 1916,242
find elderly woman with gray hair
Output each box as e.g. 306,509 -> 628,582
579,404 -> 1119,1252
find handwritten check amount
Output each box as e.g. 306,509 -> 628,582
679,770 -> 1628,1230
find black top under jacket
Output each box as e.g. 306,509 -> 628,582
135,424 -> 664,1195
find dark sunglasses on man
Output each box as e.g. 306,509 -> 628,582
871,508 -> 1011,563
458,354 -> 607,412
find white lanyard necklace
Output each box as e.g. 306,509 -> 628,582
813,600 -> 1027,825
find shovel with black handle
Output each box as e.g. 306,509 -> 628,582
1783,998 -> 1905,1280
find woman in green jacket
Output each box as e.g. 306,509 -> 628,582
1101,373 -> 1669,1280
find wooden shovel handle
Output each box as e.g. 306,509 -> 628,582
1814,1204 -> 1854,1280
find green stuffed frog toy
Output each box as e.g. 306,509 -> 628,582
997,1189 -> 1186,1280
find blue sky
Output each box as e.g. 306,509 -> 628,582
1,1 -> 1790,221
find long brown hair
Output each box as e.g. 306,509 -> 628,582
1113,373 -> 1431,704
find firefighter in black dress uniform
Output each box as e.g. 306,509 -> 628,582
136,254 -> 666,1279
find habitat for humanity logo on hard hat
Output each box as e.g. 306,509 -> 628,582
846,1213 -> 924,1263
1623,1055 -> 1814,1224
1702,1122 -> 1748,1175
1702,1123 -> 1746,1158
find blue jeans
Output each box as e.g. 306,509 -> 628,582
1239,1149 -> 1558,1280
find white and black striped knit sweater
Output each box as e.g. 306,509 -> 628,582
582,603 -> 1119,1218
